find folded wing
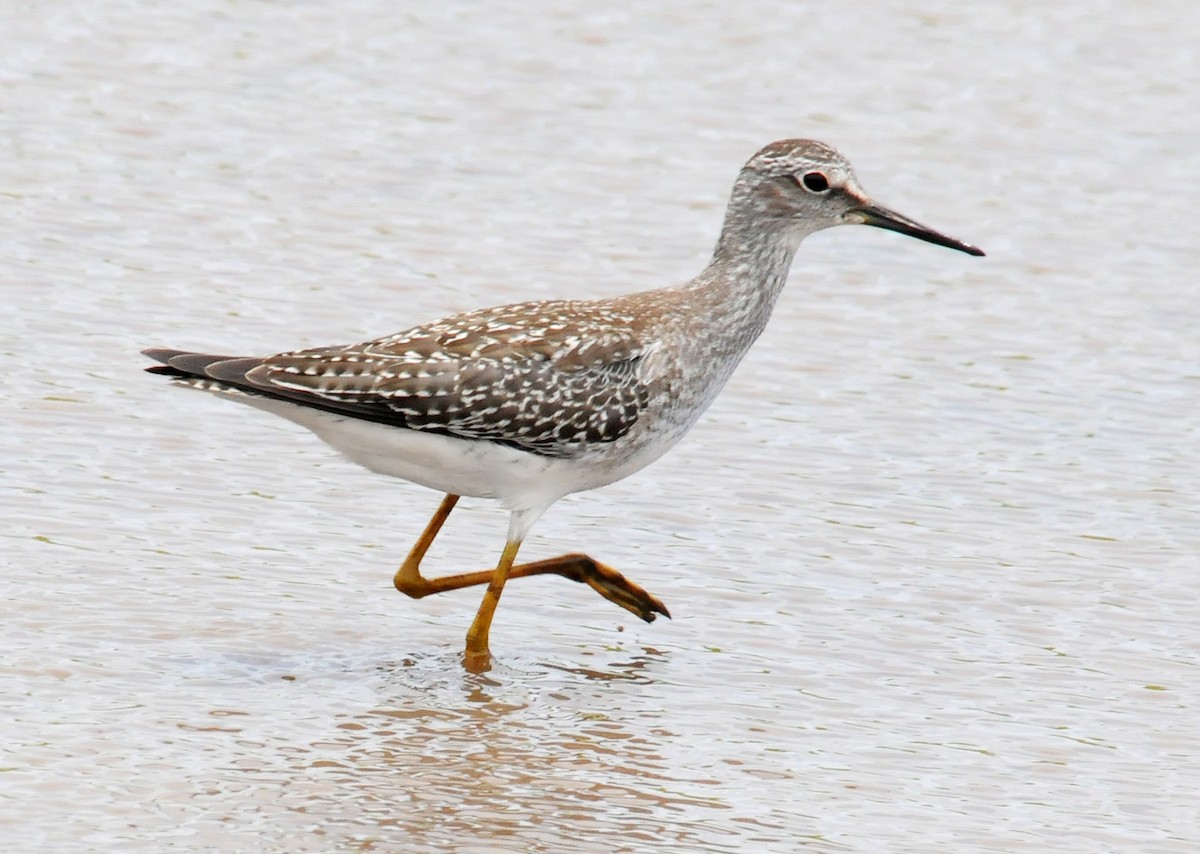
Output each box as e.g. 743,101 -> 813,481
146,300 -> 656,458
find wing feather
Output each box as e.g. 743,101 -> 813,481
241,300 -> 655,456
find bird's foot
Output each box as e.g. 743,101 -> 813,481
558,555 -> 671,623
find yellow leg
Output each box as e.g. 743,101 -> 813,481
463,539 -> 523,673
394,496 -> 670,622
393,493 -> 460,595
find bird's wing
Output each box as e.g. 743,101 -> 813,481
235,300 -> 658,457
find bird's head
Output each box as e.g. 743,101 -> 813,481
730,139 -> 984,256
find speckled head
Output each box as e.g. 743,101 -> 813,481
726,138 -> 985,256
744,139 -> 852,179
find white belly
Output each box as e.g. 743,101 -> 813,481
221,392 -> 644,512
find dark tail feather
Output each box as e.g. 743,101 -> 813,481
142,347 -> 191,376
142,346 -> 413,430
141,348 -> 252,380
142,347 -> 190,364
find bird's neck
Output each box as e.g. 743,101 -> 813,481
684,209 -> 808,351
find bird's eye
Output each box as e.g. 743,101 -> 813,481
798,171 -> 830,193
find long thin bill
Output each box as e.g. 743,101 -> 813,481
850,203 -> 985,257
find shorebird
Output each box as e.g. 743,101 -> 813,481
143,139 -> 983,671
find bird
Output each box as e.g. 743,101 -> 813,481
143,139 -> 984,672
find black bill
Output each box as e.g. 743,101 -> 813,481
850,202 -> 985,257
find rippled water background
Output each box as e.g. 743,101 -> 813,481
3,1 -> 1198,851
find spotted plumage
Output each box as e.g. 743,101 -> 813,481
142,139 -> 983,670
149,301 -> 660,457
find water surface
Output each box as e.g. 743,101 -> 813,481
2,1 -> 1197,850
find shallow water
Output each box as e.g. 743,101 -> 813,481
3,1 -> 1198,850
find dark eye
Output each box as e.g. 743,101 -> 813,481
799,171 -> 830,193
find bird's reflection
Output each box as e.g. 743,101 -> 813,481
243,644 -> 722,847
